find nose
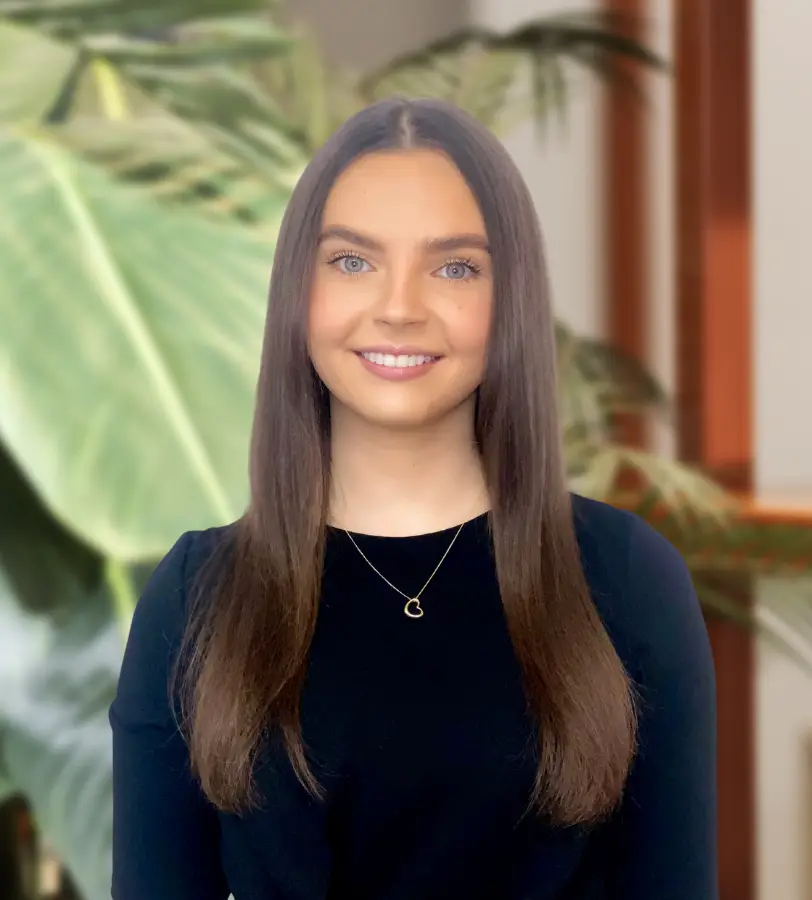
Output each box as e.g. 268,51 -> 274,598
374,267 -> 428,326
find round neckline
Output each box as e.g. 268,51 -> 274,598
327,509 -> 491,541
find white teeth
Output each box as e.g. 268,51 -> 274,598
361,352 -> 436,368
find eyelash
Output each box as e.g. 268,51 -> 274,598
325,251 -> 483,280
325,251 -> 366,278
444,257 -> 483,278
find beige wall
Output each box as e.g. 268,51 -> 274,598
471,0 -> 606,339
752,0 -> 812,896
645,3 -> 676,460
753,0 -> 812,504
757,583 -> 812,900
283,0 -> 467,71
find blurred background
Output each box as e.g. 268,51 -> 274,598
0,0 -> 810,899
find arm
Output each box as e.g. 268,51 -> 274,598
610,518 -> 719,900
110,531 -> 230,900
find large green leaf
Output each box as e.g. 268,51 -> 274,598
0,20 -> 75,122
0,128 -> 282,561
0,447 -> 122,900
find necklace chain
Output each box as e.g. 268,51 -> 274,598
343,520 -> 468,619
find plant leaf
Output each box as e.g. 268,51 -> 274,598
0,445 -> 121,900
253,24 -> 363,153
0,766 -> 15,805
0,127 -> 281,560
0,573 -> 120,900
0,0 -> 280,40
56,96 -> 304,224
360,13 -> 665,132
0,20 -> 76,122
81,17 -> 290,68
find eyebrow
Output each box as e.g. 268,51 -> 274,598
318,225 -> 490,254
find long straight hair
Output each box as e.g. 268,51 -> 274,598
173,97 -> 638,827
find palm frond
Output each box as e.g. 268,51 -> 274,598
757,578 -> 812,664
52,113 -> 296,227
1,7 -> 668,225
0,1 -> 293,133
654,514 -> 812,579
560,329 -> 667,414
359,12 -> 665,134
569,443 -> 731,524
0,2 -> 305,224
0,0 -> 280,41
0,28 -> 306,224
253,25 -> 364,154
557,323 -> 668,457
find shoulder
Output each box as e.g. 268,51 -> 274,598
126,524 -> 236,653
569,491 -> 679,580
569,493 -> 709,678
112,525 -> 236,724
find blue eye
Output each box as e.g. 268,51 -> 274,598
436,260 -> 480,280
329,253 -> 371,275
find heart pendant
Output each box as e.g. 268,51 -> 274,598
404,598 -> 424,619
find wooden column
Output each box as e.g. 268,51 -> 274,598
675,3 -> 754,900
604,0 -> 648,449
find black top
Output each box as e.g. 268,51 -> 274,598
110,494 -> 718,900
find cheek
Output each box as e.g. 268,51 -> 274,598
446,294 -> 493,359
308,282 -> 353,352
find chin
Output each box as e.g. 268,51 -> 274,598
331,385 -> 478,432
346,399 -> 444,430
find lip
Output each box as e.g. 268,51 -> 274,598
354,345 -> 443,357
354,349 -> 441,382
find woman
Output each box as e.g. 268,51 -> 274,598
110,97 -> 718,900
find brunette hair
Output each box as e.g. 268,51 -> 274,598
173,97 -> 638,827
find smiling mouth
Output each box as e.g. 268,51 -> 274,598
356,351 -> 441,369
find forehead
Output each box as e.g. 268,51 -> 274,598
322,149 -> 486,238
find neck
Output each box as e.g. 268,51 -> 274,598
328,399 -> 490,537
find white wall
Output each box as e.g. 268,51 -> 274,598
645,2 -> 676,460
284,0 -> 467,71
756,585 -> 812,900
753,0 -> 812,505
753,2 -> 812,898
470,0 -> 606,339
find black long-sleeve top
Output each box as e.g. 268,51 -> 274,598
110,493 -> 718,899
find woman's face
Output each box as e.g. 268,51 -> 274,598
308,149 -> 493,430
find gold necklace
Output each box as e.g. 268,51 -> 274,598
343,520 -> 468,619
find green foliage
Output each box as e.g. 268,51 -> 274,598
0,125 -> 281,560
